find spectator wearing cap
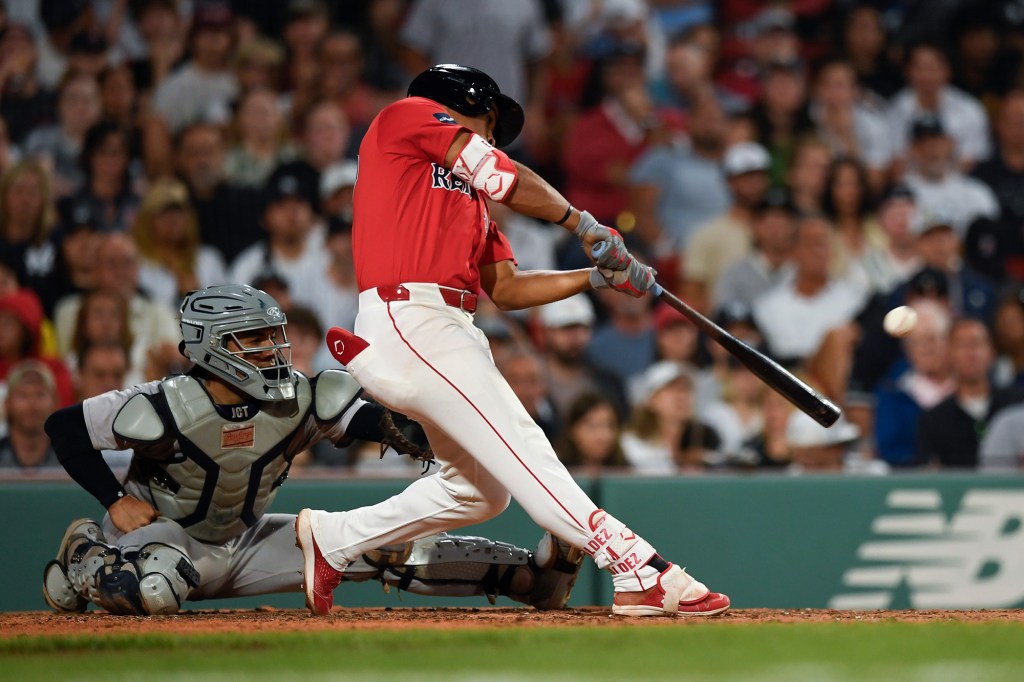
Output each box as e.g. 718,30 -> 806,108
53,232 -> 181,379
968,91 -> 1024,283
949,6 -> 1021,109
23,70 -> 102,199
0,22 -> 55,146
152,1 -> 238,133
628,89 -> 731,257
0,161 -> 62,314
901,212 -> 996,324
888,43 -> 991,170
0,290 -> 75,408
224,87 -> 296,189
810,58 -> 891,192
588,286 -> 658,385
132,178 -> 227,310
57,121 -> 140,234
563,42 -> 665,230
233,35 -> 286,96
66,30 -> 111,81
784,410 -> 885,474
753,214 -> 866,365
823,157 -> 885,293
0,360 -> 60,469
874,299 -> 955,467
229,162 -> 328,292
319,160 -> 357,221
621,360 -> 723,474
683,141 -> 771,314
535,294 -> 627,422
554,392 -> 629,474
713,188 -> 796,313
903,114 -> 998,239
175,122 -> 262,264
858,184 -> 922,296
917,318 -> 1022,469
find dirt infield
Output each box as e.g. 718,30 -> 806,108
3,607 -> 1023,638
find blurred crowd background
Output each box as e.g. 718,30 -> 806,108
4,0 -> 1024,477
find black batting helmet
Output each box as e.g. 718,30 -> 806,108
407,64 -> 524,148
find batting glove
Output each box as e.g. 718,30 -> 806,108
589,258 -> 658,298
575,210 -> 630,270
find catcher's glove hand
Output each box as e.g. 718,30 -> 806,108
379,408 -> 435,469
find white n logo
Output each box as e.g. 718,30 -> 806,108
830,490 -> 1024,609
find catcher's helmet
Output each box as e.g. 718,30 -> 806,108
179,284 -> 295,401
407,64 -> 524,148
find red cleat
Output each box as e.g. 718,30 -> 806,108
295,509 -> 344,615
612,564 -> 730,617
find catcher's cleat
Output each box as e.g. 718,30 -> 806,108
295,509 -> 344,616
528,532 -> 584,610
612,564 -> 730,617
42,518 -> 103,612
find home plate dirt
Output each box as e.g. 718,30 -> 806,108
2,608 -> 1023,638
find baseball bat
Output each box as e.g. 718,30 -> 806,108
592,242 -> 841,427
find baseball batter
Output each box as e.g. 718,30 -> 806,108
42,284 -> 582,615
297,65 -> 730,617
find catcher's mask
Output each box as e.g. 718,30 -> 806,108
407,64 -> 524,148
179,284 -> 295,401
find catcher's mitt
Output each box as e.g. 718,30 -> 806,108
379,408 -> 435,468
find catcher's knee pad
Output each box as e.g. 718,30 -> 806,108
91,543 -> 200,615
368,534 -> 535,604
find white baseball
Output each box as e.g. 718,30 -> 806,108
883,306 -> 918,337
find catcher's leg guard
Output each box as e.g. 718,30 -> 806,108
42,518 -> 104,612
345,532 -> 583,609
528,532 -> 584,610
63,540 -> 201,615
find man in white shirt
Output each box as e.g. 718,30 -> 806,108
903,115 -> 999,238
229,163 -> 329,291
753,215 -> 865,363
888,43 -> 991,169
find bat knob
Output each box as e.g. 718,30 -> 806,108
591,241 -> 607,259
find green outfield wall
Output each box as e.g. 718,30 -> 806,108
5,474 -> 1024,612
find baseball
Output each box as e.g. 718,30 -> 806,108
883,306 -> 918,337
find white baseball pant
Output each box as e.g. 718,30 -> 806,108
310,284 -> 604,568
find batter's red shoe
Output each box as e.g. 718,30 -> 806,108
612,564 -> 730,617
295,509 -> 344,615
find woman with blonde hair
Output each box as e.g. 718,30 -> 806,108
0,161 -> 61,312
132,178 -> 226,309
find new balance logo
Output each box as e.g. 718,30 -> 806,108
430,163 -> 471,196
830,489 -> 1024,609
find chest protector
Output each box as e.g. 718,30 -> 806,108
114,374 -> 313,544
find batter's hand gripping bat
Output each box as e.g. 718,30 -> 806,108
592,242 -> 841,427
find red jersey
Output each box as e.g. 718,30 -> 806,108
352,97 -> 516,292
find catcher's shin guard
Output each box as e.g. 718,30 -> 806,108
62,539 -> 200,615
528,532 -> 584,610
344,532 -> 582,609
42,518 -> 104,612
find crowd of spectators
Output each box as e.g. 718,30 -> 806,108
4,0 -> 1024,476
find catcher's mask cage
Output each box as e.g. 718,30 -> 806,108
407,64 -> 524,148
179,284 -> 296,401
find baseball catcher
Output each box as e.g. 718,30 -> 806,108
42,284 -> 581,615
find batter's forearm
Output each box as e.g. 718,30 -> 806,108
505,162 -> 581,231
488,268 -> 593,311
